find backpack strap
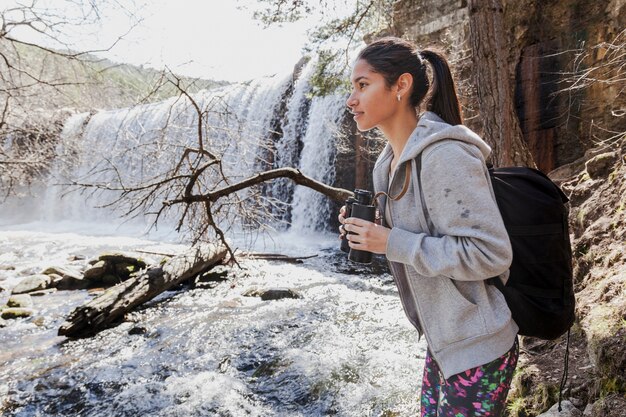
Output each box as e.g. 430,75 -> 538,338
373,162 -> 411,207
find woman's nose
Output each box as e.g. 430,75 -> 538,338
346,93 -> 357,110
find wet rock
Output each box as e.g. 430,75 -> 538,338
67,254 -> 86,261
7,294 -> 33,308
0,317 -> 7,327
0,265 -> 15,271
128,326 -> 147,335
83,260 -> 110,281
1,308 -> 35,319
244,287 -> 302,301
55,275 -> 90,290
98,252 -> 147,269
32,316 -> 47,327
12,274 -> 52,294
537,400 -> 582,417
41,265 -> 82,280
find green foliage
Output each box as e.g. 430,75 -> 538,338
308,49 -> 351,97
253,0 -> 396,96
506,397 -> 529,417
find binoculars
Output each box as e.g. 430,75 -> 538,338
340,189 -> 376,264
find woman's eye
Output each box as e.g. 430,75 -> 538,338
359,83 -> 366,89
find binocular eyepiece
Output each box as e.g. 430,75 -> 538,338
340,189 -> 376,264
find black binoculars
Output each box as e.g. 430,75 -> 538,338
340,189 -> 376,264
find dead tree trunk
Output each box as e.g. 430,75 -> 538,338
58,243 -> 227,338
467,0 -> 535,168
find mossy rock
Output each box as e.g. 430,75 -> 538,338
114,262 -> 136,278
98,253 -> 146,269
41,266 -> 82,280
585,152 -> 618,180
7,294 -> 33,308
1,307 -> 35,319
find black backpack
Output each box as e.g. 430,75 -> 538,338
486,166 -> 575,340
415,157 -> 576,340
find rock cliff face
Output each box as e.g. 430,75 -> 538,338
390,0 -> 624,173
385,1 -> 626,416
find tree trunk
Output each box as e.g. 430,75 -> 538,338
467,0 -> 535,168
58,243 -> 228,338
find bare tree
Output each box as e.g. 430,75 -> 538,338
0,0 -> 142,198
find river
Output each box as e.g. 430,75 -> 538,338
0,225 -> 426,416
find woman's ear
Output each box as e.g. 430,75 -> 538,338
396,73 -> 414,98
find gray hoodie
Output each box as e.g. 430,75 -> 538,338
374,111 -> 518,379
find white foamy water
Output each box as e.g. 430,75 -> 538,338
0,229 -> 426,416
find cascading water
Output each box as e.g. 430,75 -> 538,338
1,58 -> 344,235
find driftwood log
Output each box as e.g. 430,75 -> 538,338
58,243 -> 227,338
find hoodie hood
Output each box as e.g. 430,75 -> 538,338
374,111 -> 492,172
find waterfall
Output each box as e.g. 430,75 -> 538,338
0,59 -> 349,236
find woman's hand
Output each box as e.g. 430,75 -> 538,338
342,216 -> 391,255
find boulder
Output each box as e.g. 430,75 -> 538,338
12,274 -> 52,294
101,274 -> 121,286
1,308 -> 35,319
55,275 -> 90,290
537,401 -> 582,417
0,317 -> 7,327
83,260 -> 110,281
0,265 -> 15,271
7,294 -> 33,308
42,265 -> 82,280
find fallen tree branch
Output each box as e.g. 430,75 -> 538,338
58,243 -> 227,338
239,252 -> 319,263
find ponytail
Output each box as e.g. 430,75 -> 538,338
356,38 -> 463,126
420,49 -> 463,126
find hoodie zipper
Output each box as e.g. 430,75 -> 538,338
387,160 -> 446,380
386,163 -> 423,338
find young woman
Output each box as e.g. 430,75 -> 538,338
339,37 -> 519,416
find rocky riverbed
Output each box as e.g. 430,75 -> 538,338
0,229 -> 425,416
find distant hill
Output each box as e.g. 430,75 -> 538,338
0,39 -> 229,122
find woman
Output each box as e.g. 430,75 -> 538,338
339,37 -> 519,416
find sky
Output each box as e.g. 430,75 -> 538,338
5,0 -> 328,82
102,0 -> 320,81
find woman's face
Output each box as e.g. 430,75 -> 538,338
346,59 -> 400,132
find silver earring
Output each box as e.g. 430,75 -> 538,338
397,94 -> 401,102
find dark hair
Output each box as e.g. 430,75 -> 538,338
356,37 -> 463,125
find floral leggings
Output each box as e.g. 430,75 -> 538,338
420,338 -> 519,417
